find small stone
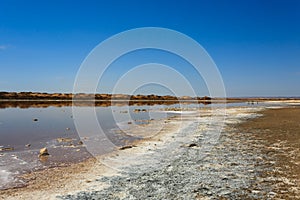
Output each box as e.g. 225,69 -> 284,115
39,147 -> 49,156
39,155 -> 49,162
188,143 -> 197,147
56,138 -> 73,143
78,141 -> 83,145
119,145 -> 135,150
252,190 -> 260,194
268,191 -> 276,196
66,128 -> 70,130
25,144 -> 31,147
33,118 -> 38,122
181,143 -> 198,148
256,156 -> 263,160
0,147 -> 14,151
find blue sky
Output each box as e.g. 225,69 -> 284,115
0,0 -> 299,97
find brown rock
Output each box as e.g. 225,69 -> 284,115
39,147 -> 49,156
0,147 -> 14,151
56,138 -> 73,143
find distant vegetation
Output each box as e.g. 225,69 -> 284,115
0,92 -> 212,101
1,92 -> 297,103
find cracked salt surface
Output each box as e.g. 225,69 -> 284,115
60,106 -> 270,199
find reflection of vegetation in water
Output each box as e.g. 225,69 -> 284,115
0,92 -> 213,109
0,100 -> 212,109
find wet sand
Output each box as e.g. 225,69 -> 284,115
1,106 -> 300,199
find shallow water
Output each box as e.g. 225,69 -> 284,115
0,102 -> 209,189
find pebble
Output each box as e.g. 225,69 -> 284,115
39,147 -> 49,156
268,191 -> 277,196
119,145 -> 135,150
251,190 -> 260,194
0,147 -> 14,151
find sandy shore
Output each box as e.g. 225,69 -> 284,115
1,105 -> 300,199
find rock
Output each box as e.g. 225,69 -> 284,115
66,127 -> 70,130
39,147 -> 49,156
25,144 -> 31,147
0,147 -> 14,151
39,154 -> 49,162
119,145 -> 136,150
128,122 -> 132,124
78,141 -> 83,145
33,118 -> 38,122
181,143 -> 198,148
251,190 -> 260,194
56,138 -> 73,143
268,191 -> 277,197
187,143 -> 198,147
133,108 -> 147,113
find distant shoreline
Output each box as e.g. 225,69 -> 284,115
1,92 -> 300,109
0,91 -> 299,101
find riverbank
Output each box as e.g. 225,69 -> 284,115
1,105 -> 300,199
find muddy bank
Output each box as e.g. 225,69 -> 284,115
235,106 -> 300,199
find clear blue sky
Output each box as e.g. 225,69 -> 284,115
0,0 -> 299,97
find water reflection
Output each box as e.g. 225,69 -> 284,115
0,100 -> 211,109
